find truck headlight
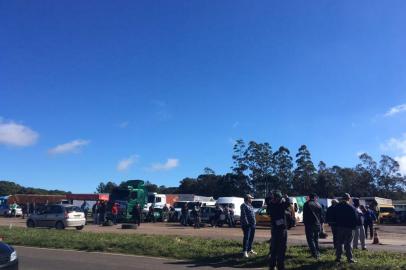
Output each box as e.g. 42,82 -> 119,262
10,251 -> 17,262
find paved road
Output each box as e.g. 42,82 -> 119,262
15,246 -> 237,270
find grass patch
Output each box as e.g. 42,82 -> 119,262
0,226 -> 405,269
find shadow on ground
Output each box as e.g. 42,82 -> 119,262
165,254 -> 371,270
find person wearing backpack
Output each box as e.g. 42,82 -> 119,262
303,193 -> 323,259
266,191 -> 291,270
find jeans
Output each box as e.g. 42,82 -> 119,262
336,227 -> 354,261
269,228 -> 287,270
242,225 -> 256,252
305,224 -> 320,257
364,222 -> 374,239
353,225 -> 366,249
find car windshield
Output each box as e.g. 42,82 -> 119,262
147,195 -> 155,203
381,207 -> 395,213
65,206 -> 82,213
252,201 -> 263,208
110,189 -> 130,201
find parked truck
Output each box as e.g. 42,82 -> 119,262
107,180 -> 147,223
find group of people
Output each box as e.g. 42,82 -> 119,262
240,191 -> 377,270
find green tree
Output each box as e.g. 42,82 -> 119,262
292,145 -> 317,195
244,141 -> 274,197
96,181 -> 117,193
378,155 -> 405,197
273,146 -> 293,193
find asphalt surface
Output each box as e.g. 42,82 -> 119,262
15,246 -> 237,270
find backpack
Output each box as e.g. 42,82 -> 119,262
285,207 -> 295,230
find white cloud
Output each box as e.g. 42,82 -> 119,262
118,121 -> 129,128
48,139 -> 90,155
381,134 -> 406,175
117,155 -> 138,172
384,104 -> 406,117
395,155 -> 406,175
0,118 -> 39,147
150,158 -> 179,171
232,121 -> 240,128
381,134 -> 406,154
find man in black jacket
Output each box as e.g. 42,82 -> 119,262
335,193 -> 358,263
303,193 -> 323,259
266,191 -> 291,270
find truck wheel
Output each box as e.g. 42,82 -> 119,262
76,225 -> 84,230
121,224 -> 137,229
55,221 -> 65,230
27,220 -> 35,228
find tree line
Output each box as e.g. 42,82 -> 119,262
0,180 -> 69,196
96,139 -> 406,199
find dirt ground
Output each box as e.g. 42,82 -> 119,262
2,217 -> 405,253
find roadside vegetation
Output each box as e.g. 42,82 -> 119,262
1,226 -> 405,269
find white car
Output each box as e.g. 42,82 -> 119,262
1,206 -> 23,217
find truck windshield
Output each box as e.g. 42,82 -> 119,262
110,189 -> 130,201
147,195 -> 155,203
173,202 -> 187,209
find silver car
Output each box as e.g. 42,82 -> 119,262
26,204 -> 85,230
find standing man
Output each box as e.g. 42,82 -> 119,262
353,200 -> 366,250
132,203 -> 141,227
111,203 -> 119,225
335,193 -> 358,263
266,191 -> 291,270
81,200 -> 89,223
362,205 -> 376,239
326,199 -> 339,249
240,194 -> 256,258
303,193 -> 323,259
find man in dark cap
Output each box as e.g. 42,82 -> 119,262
303,193 -> 323,259
266,191 -> 291,270
240,194 -> 256,258
334,193 -> 358,263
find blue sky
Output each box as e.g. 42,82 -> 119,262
1,1 -> 406,193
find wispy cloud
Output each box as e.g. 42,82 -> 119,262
48,139 -> 90,155
118,121 -> 129,128
381,134 -> 406,154
149,158 -> 179,172
228,137 -> 237,145
232,121 -> 240,128
117,155 -> 138,172
151,100 -> 172,121
381,134 -> 406,175
0,118 -> 39,147
384,104 -> 406,117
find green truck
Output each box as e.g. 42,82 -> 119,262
107,180 -> 147,222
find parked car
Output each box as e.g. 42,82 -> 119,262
200,206 -> 216,224
0,241 -> 18,270
26,204 -> 85,230
255,206 -> 270,226
0,206 -> 22,218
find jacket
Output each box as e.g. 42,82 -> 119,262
303,200 -> 323,226
334,201 -> 358,229
240,202 -> 256,227
267,199 -> 291,229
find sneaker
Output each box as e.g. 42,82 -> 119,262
362,247 -> 367,251
249,250 -> 257,255
348,259 -> 357,263
242,251 -> 249,258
